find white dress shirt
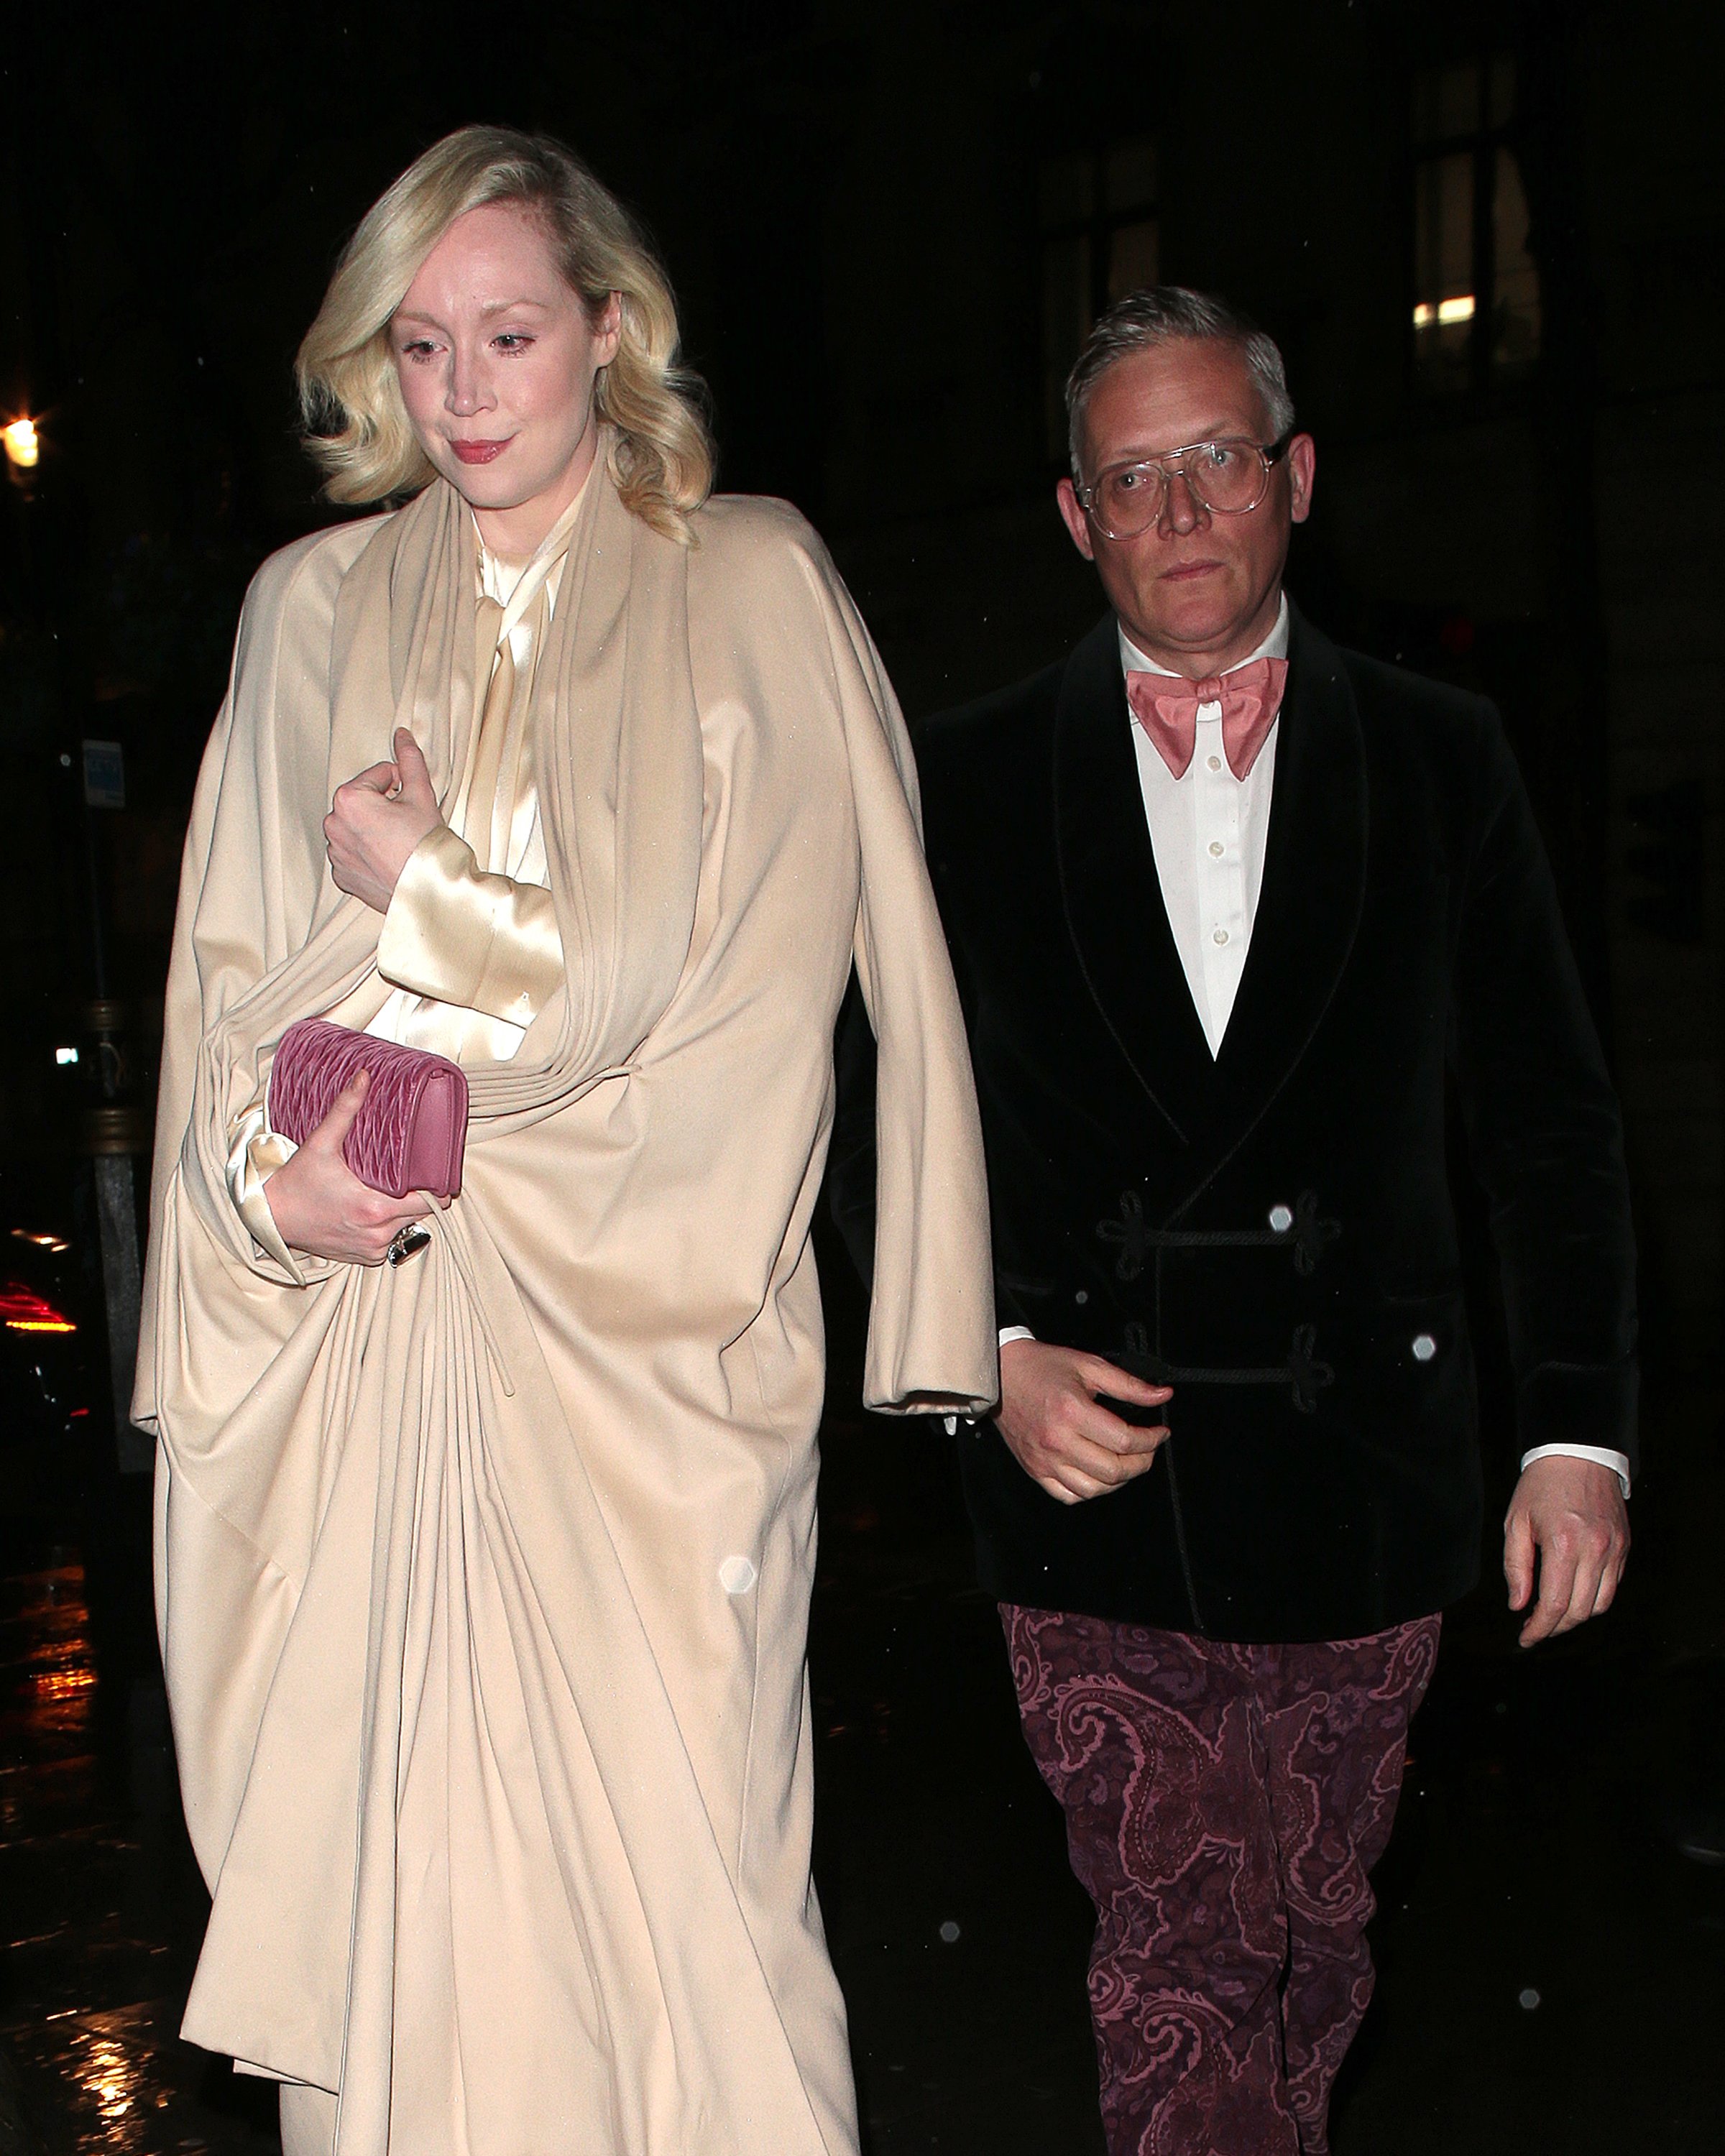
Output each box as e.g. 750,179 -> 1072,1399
1120,599 -> 1287,1057
998,593 -> 1629,1497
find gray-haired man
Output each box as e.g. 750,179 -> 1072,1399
835,287 -> 1634,2152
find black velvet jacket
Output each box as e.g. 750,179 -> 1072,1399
832,604 -> 1637,1644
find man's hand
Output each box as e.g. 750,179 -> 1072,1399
1504,1455 -> 1629,1648
324,728 -> 443,913
263,1071 -> 446,1265
997,1337 -> 1172,1506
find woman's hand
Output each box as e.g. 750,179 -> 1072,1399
324,729 -> 444,913
262,1070 -> 446,1265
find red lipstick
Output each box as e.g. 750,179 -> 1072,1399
450,438 -> 510,466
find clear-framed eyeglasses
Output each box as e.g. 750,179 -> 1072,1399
1074,432 -> 1294,540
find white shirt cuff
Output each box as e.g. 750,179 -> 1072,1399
1519,1442 -> 1632,1500
949,1326 -> 1036,1429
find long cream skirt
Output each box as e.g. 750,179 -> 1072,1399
280,2084 -> 338,2156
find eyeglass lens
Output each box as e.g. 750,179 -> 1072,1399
1090,441 -> 1271,535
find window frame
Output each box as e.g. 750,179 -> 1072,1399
1407,50 -> 1540,402
1039,140 -> 1160,463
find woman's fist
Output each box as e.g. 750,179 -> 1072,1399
324,728 -> 443,913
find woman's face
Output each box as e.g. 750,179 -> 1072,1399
391,199 -> 621,556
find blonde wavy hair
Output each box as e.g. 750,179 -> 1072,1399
296,126 -> 714,540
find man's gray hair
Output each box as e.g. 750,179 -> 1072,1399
1065,286 -> 1296,476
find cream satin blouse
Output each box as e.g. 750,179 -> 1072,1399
227,486 -> 585,1274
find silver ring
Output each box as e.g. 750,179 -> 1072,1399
385,1222 -> 432,1267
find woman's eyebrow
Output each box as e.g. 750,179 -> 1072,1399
393,297 -> 556,326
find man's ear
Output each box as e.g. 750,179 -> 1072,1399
1056,477 -> 1097,562
1287,433 -> 1316,526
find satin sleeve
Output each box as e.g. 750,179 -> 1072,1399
224,1097 -> 308,1287
374,823 -> 566,1027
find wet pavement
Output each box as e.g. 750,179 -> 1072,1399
4,1335 -> 1724,2153
0,1536 -> 279,2156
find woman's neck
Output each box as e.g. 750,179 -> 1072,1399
468,422 -> 601,560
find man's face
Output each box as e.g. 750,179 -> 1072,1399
1056,339 -> 1315,677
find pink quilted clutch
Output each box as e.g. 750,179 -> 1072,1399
269,1018 -> 468,1200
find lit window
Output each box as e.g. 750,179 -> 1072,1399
1411,55 -> 1540,394
1040,142 -> 1160,459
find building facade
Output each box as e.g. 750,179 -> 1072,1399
1,0 -> 1719,1373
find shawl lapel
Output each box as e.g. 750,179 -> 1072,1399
331,480 -> 479,831
1054,613 -> 1216,1152
513,463 -> 704,1108
193,458 -> 705,1194
1053,604 -> 1368,1181
1203,605 -> 1368,1168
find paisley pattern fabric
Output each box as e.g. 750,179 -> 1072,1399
1003,1606 -> 1440,2156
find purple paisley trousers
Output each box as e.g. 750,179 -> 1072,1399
1003,1606 -> 1441,2156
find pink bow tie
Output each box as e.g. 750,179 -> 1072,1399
1126,655 -> 1289,780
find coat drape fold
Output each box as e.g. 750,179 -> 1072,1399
136,466 -> 996,2156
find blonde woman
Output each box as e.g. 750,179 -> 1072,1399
135,126 -> 995,2156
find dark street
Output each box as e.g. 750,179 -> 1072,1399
4,1285 -> 1724,2152
3,3 -> 1723,2152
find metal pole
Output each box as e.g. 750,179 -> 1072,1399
81,1003 -> 152,1475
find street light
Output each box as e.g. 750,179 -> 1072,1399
4,415 -> 40,474
5,415 -> 40,503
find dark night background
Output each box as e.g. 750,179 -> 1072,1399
1,2 -> 1722,2152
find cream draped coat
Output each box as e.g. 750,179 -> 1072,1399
133,463 -> 996,2156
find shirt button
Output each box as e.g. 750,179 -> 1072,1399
1206,754 -> 1223,772
1208,839 -> 1225,857
1412,1333 -> 1438,1363
1213,927 -> 1229,945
